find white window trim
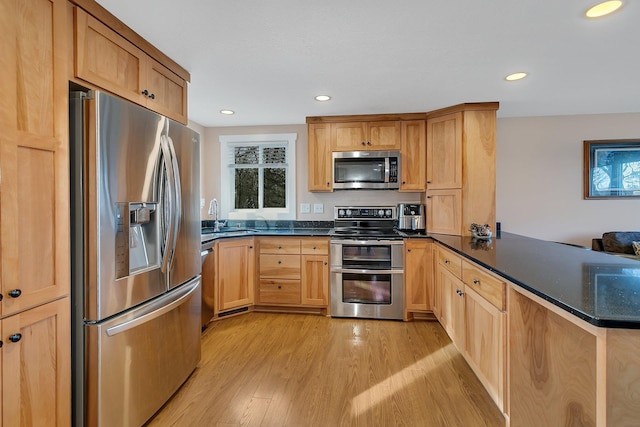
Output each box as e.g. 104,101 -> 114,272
219,133 -> 297,220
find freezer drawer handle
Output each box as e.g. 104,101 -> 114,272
106,280 -> 200,337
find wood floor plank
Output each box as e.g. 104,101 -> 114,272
146,313 -> 504,427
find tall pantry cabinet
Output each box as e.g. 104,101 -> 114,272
0,0 -> 71,425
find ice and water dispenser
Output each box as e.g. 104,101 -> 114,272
115,202 -> 160,278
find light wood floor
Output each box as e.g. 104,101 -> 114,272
146,313 -> 504,427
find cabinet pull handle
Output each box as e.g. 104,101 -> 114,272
9,333 -> 22,343
8,289 -> 21,298
473,279 -> 480,285
142,89 -> 149,96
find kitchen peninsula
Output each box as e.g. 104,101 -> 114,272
203,227 -> 640,426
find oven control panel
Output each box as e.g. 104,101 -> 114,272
335,206 -> 397,220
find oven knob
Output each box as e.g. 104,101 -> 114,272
378,209 -> 384,217
385,209 -> 392,217
338,209 -> 345,217
346,209 -> 352,216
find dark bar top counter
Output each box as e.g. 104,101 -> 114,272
430,232 -> 640,329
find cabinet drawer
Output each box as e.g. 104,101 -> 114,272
462,260 -> 505,310
258,279 -> 301,304
260,255 -> 301,279
437,246 -> 462,279
260,238 -> 301,254
301,238 -> 329,255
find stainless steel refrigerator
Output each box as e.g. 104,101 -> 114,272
70,90 -> 201,427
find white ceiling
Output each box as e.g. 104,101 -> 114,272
96,0 -> 639,127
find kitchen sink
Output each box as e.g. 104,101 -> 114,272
201,227 -> 260,242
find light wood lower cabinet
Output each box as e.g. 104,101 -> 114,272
256,237 -> 329,310
434,243 -> 506,414
404,239 -> 434,319
216,238 -> 255,312
1,298 -> 70,426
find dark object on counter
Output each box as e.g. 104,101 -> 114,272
600,231 -> 640,254
397,203 -> 425,231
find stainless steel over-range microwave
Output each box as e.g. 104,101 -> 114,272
332,151 -> 400,190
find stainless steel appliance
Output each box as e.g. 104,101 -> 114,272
330,206 -> 404,320
397,203 -> 426,231
332,151 -> 400,190
70,91 -> 201,427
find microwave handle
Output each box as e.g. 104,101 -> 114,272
385,157 -> 390,183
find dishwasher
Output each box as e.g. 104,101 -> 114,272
201,241 -> 216,329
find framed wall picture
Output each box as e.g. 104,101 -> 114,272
584,139 -> 640,199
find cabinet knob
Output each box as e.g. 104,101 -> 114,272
142,89 -> 149,96
9,333 -> 22,343
278,260 -> 282,264
361,141 -> 366,146
278,246 -> 282,249
444,259 -> 450,264
0,340 -> 2,348
8,289 -> 21,298
249,246 -> 253,249
149,93 -> 155,100
367,141 -> 371,145
407,249 -> 412,252
427,180 -> 431,184
402,181 -> 406,184
277,285 -> 282,289
0,294 -> 3,302
473,279 -> 480,285
326,182 -> 330,186
426,196 -> 431,199
324,262 -> 328,266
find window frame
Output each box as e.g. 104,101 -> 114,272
219,133 -> 297,219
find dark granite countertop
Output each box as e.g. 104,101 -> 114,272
201,225 -> 332,244
428,232 -> 640,329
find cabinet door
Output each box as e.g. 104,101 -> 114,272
400,120 -> 426,191
368,121 -> 401,150
440,268 -> 465,350
301,255 -> 329,306
2,298 -> 70,426
331,122 -> 367,151
464,287 -> 505,412
426,112 -> 462,189
146,57 -> 188,124
0,0 -> 69,316
307,124 -> 333,191
74,7 -> 147,106
217,238 -> 255,311
404,239 -> 433,311
426,189 -> 462,235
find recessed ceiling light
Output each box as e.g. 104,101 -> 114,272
220,109 -> 235,115
505,72 -> 528,81
586,1 -> 622,18
314,95 -> 331,102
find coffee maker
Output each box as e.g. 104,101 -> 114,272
397,203 -> 426,231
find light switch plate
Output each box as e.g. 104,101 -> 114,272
300,203 -> 310,214
313,203 -> 324,214
200,198 -> 205,209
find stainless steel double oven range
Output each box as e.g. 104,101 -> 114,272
330,206 -> 404,320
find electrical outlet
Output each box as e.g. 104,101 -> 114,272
313,203 -> 324,214
200,198 -> 205,209
300,203 -> 310,214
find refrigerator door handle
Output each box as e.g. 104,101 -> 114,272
167,135 -> 182,268
159,135 -> 176,273
105,278 -> 200,336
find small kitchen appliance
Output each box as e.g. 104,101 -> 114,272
397,203 -> 425,232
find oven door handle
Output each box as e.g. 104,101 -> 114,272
331,268 -> 404,274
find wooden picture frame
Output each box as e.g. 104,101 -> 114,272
584,139 -> 640,199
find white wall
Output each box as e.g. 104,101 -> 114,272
497,112 -> 640,247
198,124 -> 422,221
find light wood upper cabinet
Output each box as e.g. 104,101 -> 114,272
426,112 -> 462,189
404,239 -> 434,316
73,7 -> 188,123
217,238 -> 255,312
307,123 -> 333,191
400,120 -> 426,191
0,0 -> 70,316
424,104 -> 497,235
331,121 -> 401,151
1,298 -> 71,426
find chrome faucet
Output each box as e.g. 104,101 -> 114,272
208,198 -> 224,232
